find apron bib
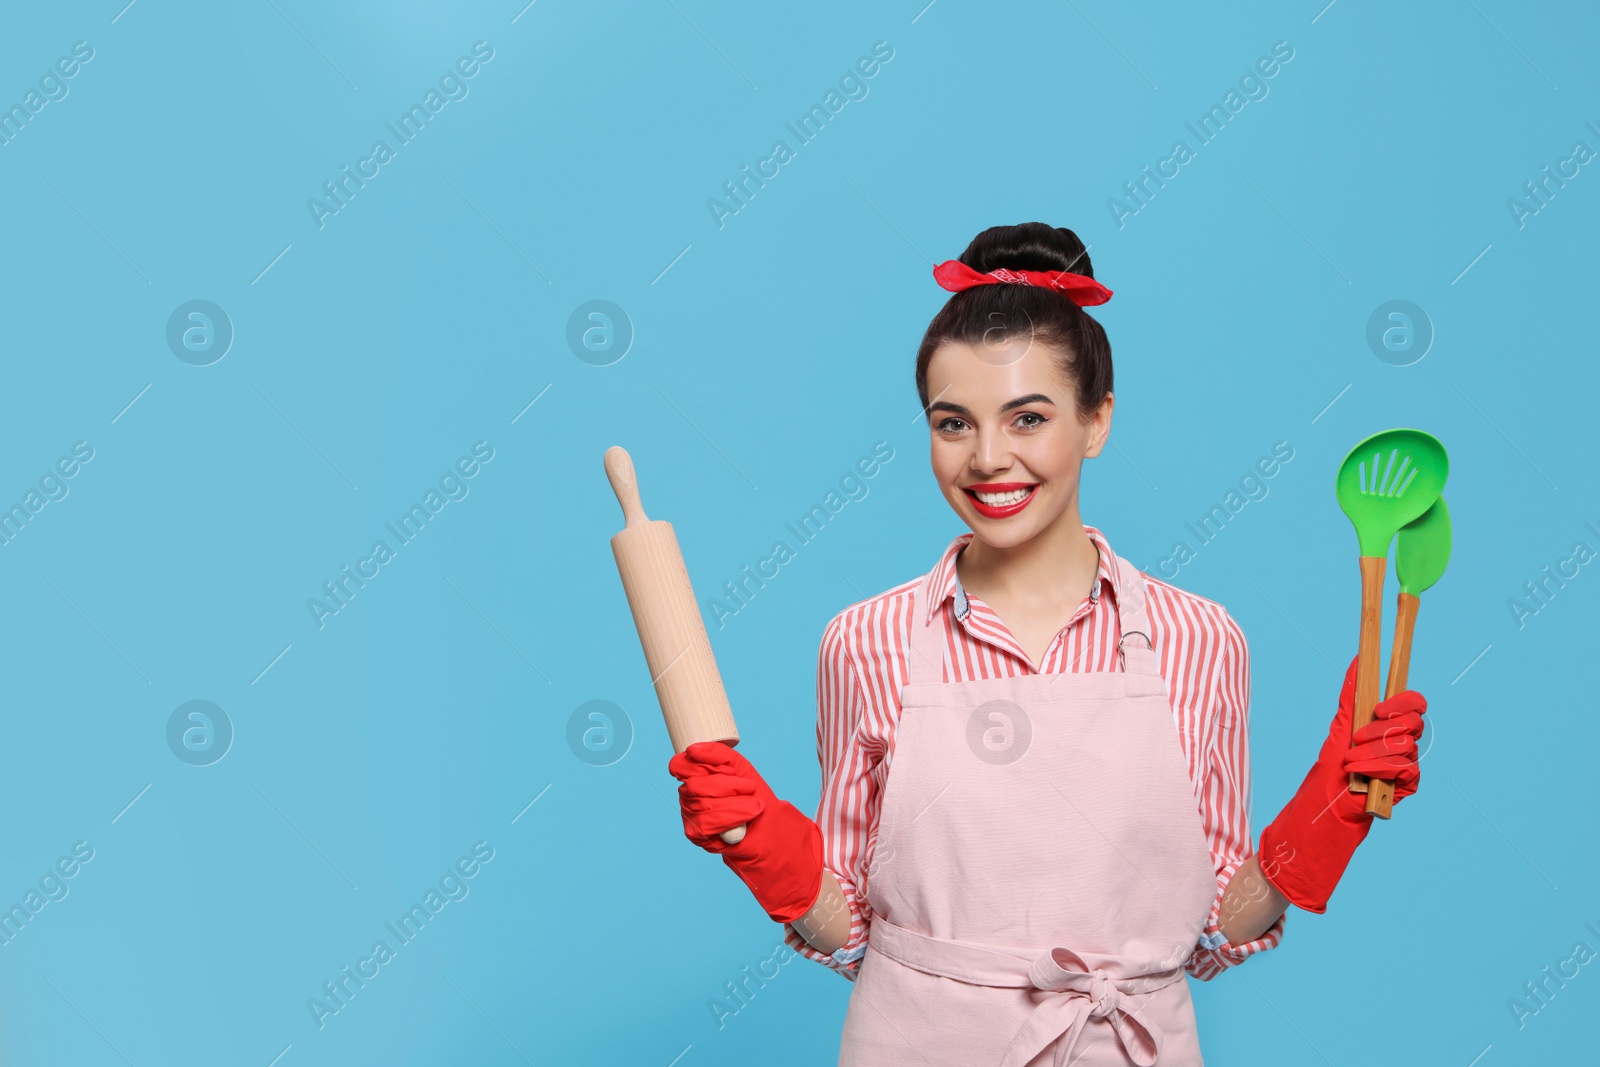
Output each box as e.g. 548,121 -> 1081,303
838,552 -> 1219,1066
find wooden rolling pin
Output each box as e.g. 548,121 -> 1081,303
605,446 -> 745,844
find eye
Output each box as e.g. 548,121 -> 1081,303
935,417 -> 968,434
1014,412 -> 1047,429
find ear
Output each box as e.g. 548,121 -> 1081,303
1083,393 -> 1114,459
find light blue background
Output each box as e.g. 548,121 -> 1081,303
0,1 -> 1595,1064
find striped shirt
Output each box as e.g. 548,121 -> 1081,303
781,524 -> 1285,981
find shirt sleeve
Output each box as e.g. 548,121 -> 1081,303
782,613 -> 879,981
1184,610 -> 1286,980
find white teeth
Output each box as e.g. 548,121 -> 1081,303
973,487 -> 1032,505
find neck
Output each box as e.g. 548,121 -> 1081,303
956,499 -> 1099,605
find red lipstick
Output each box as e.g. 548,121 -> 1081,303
961,481 -> 1038,519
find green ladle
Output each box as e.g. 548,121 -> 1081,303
1363,496 -> 1453,815
1335,429 -> 1448,818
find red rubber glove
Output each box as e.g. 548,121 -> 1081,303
1258,655 -> 1428,914
668,741 -> 824,924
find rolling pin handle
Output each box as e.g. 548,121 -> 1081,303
721,825 -> 747,845
604,446 -> 651,527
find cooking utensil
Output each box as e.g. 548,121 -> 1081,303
605,446 -> 745,844
1365,495 -> 1453,817
1334,429 -> 1448,800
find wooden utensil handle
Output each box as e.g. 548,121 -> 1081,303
1348,556 -> 1386,795
1364,592 -> 1419,819
604,446 -> 650,527
606,447 -> 747,845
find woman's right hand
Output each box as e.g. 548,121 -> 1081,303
668,741 -> 825,924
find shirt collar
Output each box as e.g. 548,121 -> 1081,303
923,525 -> 1120,624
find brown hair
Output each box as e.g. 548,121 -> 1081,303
915,222 -> 1113,423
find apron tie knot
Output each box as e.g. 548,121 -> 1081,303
1010,946 -> 1168,1067
1085,970 -> 1120,1019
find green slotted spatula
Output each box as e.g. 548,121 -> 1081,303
1334,429 -> 1448,815
1364,495 -> 1453,816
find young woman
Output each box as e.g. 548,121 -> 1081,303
669,223 -> 1428,1066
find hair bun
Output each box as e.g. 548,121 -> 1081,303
961,222 -> 1094,279
918,221 -> 1113,425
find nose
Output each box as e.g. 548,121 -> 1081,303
971,424 -> 1012,474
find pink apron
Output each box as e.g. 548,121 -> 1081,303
837,551 -> 1220,1066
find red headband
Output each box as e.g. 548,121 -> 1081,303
932,259 -> 1113,307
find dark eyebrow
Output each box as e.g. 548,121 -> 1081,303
998,390 -> 1049,412
926,393 -> 1056,419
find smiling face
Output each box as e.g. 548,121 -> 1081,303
925,336 -> 1113,549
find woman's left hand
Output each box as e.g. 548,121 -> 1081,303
1257,655 -> 1429,915
1344,686 -> 1427,801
